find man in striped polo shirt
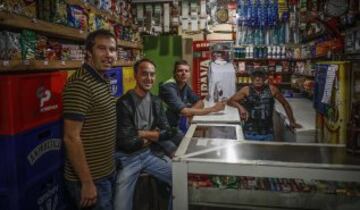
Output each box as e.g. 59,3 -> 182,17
63,29 -> 117,210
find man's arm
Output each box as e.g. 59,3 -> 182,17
227,86 -> 249,121
180,102 -> 225,117
63,119 -> 97,208
116,100 -> 146,152
159,83 -> 224,117
271,85 -> 302,130
138,130 -> 160,142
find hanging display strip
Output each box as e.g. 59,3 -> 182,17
164,3 -> 170,32
182,0 -> 190,31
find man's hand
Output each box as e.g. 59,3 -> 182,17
138,130 -> 160,142
211,101 -> 226,112
80,181 -> 97,207
142,138 -> 152,147
289,122 -> 302,131
239,105 -> 249,121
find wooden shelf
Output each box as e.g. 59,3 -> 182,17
117,40 -> 143,49
0,11 -> 139,45
0,60 -> 83,72
293,73 -> 315,78
0,11 -> 86,41
0,59 -> 135,72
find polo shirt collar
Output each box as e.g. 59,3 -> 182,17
83,63 -> 107,83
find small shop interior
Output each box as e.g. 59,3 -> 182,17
1,0 -> 360,210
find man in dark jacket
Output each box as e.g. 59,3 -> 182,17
114,58 -> 179,210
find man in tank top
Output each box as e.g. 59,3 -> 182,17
228,69 -> 301,141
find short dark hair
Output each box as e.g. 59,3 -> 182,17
85,29 -> 116,59
251,69 -> 267,78
173,60 -> 190,75
133,58 -> 156,74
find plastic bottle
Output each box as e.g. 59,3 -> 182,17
281,46 -> 286,59
246,46 -> 250,58
249,45 -> 254,59
267,46 -> 272,59
276,46 -> 281,59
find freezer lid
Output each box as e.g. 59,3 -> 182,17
184,141 -> 360,170
178,124 -> 244,155
192,125 -> 237,139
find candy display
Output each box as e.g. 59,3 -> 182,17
189,174 -> 360,196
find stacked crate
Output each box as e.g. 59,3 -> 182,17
0,71 -> 67,210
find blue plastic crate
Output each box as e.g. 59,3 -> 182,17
19,170 -> 66,210
0,120 -> 65,210
104,67 -> 123,97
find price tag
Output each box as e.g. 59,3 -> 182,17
79,30 -> 84,34
32,18 -> 38,23
61,61 -> 66,65
3,60 -> 9,66
43,60 -> 48,65
23,60 -> 30,65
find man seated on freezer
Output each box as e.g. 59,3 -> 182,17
228,69 -> 301,141
159,60 -> 225,133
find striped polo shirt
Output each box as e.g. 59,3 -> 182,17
63,63 -> 116,181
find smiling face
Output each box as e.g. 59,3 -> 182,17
135,61 -> 156,93
174,64 -> 191,84
86,36 -> 117,72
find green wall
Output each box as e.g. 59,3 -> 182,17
143,35 -> 182,95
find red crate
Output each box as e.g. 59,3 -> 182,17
0,71 -> 67,135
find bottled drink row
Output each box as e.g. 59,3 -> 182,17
234,46 -> 287,59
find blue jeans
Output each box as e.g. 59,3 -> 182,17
65,175 -> 115,210
244,132 -> 274,141
114,149 -> 172,210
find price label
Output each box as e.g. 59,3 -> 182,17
79,30 -> 84,34
43,60 -> 48,65
61,61 -> 66,65
3,60 -> 9,66
32,18 -> 38,23
23,60 -> 30,65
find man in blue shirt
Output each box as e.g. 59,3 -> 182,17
159,60 -> 225,132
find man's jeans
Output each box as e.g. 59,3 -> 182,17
65,175 -> 114,210
157,129 -> 184,156
114,149 -> 172,210
244,131 -> 274,141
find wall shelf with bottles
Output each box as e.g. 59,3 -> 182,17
236,72 -> 292,77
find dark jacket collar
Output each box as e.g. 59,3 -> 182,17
83,63 -> 107,83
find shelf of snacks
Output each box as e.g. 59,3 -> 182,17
293,73 -> 315,78
0,60 -> 83,72
66,0 -> 128,26
188,174 -> 360,209
0,11 -> 86,41
117,40 -> 143,49
113,60 -> 134,67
